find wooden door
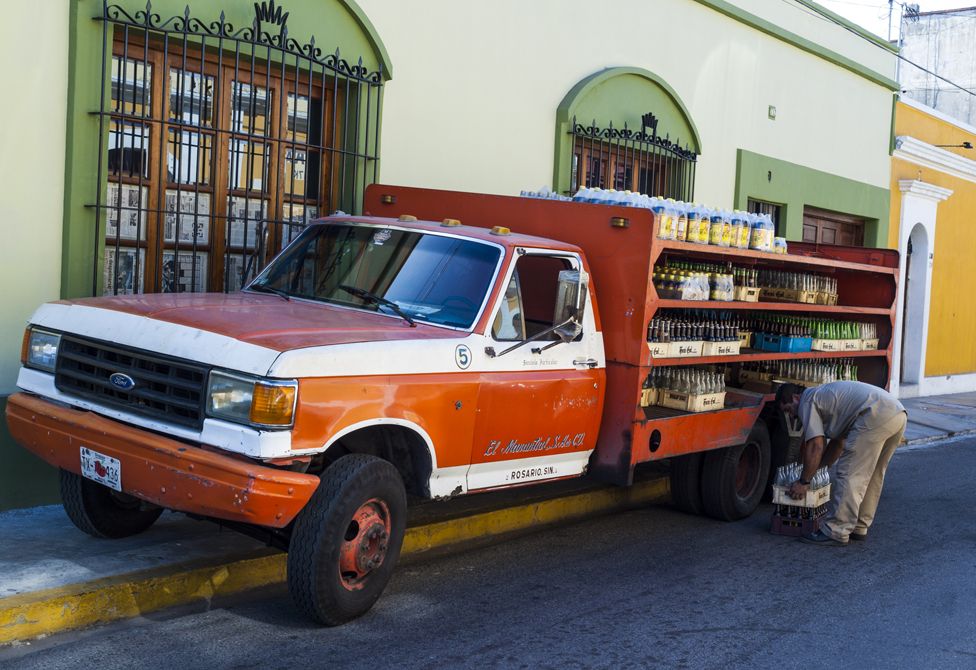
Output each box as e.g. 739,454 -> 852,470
802,207 -> 865,246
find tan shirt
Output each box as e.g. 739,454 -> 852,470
798,381 -> 905,442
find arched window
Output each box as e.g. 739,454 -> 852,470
554,68 -> 701,201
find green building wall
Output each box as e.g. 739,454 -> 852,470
1,0 -> 391,511
734,149 -> 890,246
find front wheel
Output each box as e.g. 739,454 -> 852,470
700,421 -> 771,521
60,469 -> 163,538
287,454 -> 407,626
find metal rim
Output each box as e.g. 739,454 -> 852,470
338,498 -> 392,591
734,441 -> 762,500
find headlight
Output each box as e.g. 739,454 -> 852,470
207,371 -> 297,429
25,328 -> 61,372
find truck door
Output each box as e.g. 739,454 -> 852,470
468,250 -> 605,490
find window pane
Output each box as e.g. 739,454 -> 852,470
227,196 -> 267,249
224,254 -> 258,293
169,69 -> 214,127
256,225 -> 501,329
161,250 -> 208,293
111,57 -> 152,116
586,156 -> 605,189
492,274 -> 524,341
228,139 -> 269,191
103,247 -> 145,296
108,121 -> 150,178
286,94 -> 321,144
105,183 -> 148,241
167,130 -> 213,185
164,190 -> 210,245
282,202 -> 318,246
283,148 -> 320,200
231,82 -> 270,136
614,163 -> 632,191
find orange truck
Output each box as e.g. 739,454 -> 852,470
6,185 -> 897,625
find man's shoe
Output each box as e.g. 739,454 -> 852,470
850,532 -> 867,541
799,530 -> 848,547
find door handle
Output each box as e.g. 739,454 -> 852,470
573,358 -> 598,368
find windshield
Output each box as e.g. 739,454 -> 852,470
250,223 -> 503,329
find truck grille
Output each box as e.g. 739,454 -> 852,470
55,335 -> 209,429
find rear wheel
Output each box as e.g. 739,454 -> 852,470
60,469 -> 163,538
701,421 -> 771,521
669,452 -> 705,515
287,454 -> 407,626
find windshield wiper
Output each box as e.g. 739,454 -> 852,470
337,285 -> 416,327
247,283 -> 291,301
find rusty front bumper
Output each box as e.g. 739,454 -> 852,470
5,393 -> 319,528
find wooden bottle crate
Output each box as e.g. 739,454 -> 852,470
647,341 -> 670,358
639,387 -> 658,407
659,390 -> 726,412
701,340 -> 741,356
771,483 -> 831,508
734,286 -> 760,302
669,341 -> 704,357
771,514 -> 823,537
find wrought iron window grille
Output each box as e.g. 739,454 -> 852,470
91,0 -> 384,296
569,113 -> 697,201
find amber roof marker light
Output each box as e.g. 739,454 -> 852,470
610,217 -> 630,229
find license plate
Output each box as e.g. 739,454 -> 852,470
80,447 -> 122,491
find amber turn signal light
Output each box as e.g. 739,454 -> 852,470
249,382 -> 297,426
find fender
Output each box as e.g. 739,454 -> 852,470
320,418 -> 468,498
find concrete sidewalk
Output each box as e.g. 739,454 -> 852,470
901,391 -> 976,444
0,390 -> 972,644
0,472 -> 670,644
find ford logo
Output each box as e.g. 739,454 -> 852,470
109,373 -> 136,391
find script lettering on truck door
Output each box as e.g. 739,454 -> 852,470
469,251 -> 605,489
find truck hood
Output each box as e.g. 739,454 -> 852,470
63,293 -> 459,352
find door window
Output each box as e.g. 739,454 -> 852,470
491,254 -> 575,341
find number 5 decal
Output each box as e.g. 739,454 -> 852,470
455,344 -> 472,370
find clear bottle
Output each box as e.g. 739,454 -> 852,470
652,199 -> 671,240
674,201 -> 688,242
708,210 -> 725,246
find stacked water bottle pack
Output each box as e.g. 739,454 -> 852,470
519,186 -> 787,253
770,462 -> 832,537
570,188 -> 784,253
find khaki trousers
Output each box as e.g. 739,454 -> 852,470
822,411 -> 907,541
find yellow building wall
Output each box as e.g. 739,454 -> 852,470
890,102 -> 976,377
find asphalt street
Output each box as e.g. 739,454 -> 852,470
3,437 -> 976,670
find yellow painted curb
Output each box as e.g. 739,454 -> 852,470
0,477 -> 668,644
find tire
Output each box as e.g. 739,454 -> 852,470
670,452 -> 705,515
700,421 -> 771,521
60,469 -> 164,539
287,454 -> 407,626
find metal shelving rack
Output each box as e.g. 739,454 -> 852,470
362,185 -> 900,485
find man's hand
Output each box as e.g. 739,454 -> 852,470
787,480 -> 809,500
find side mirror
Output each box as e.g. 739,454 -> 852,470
553,270 -> 588,342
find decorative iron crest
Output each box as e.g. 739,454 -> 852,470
102,0 -> 384,83
254,0 -> 289,29
571,116 -> 697,161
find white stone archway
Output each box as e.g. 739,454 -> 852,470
891,179 -> 951,398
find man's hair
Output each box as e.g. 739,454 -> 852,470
775,383 -> 803,408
